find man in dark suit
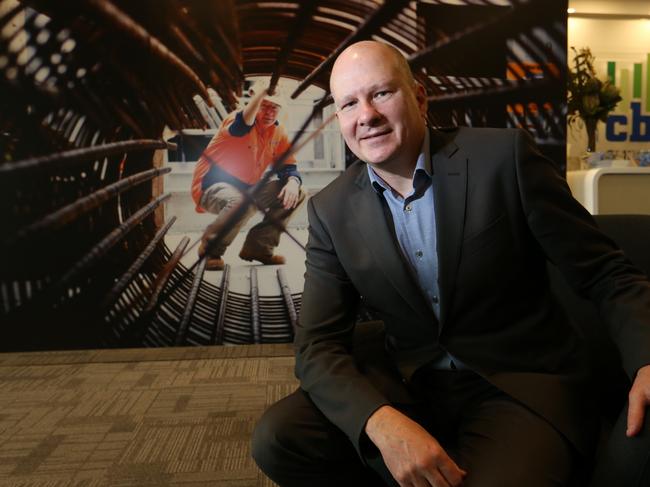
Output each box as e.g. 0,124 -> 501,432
252,41 -> 650,486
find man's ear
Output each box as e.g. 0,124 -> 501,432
329,93 -> 340,120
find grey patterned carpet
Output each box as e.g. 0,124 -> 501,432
0,345 -> 297,486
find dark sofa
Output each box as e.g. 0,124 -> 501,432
548,214 -> 650,486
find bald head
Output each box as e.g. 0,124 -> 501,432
330,41 -> 416,96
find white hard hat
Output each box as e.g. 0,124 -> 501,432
264,89 -> 286,108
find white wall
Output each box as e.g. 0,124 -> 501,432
570,0 -> 650,16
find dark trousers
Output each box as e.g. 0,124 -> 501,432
200,179 -> 305,258
252,368 -> 577,487
590,402 -> 650,487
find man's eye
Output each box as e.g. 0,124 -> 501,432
374,90 -> 391,100
341,101 -> 356,111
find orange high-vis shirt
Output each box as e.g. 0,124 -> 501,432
191,112 -> 296,212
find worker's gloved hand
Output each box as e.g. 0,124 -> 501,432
278,178 -> 301,209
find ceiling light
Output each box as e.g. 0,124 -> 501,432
567,8 -> 576,14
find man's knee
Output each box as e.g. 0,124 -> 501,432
201,183 -> 245,214
251,399 -> 296,474
250,408 -> 276,471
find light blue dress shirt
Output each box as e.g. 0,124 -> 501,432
366,130 -> 466,371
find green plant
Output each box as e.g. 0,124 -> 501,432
567,47 -> 622,126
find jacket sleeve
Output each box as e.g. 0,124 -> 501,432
514,129 -> 650,379
294,196 -> 390,458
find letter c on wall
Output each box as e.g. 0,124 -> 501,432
606,115 -> 628,142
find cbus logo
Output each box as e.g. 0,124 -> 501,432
605,56 -> 650,142
607,102 -> 650,142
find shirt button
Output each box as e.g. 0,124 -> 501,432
405,204 -> 412,212
415,250 -> 423,258
432,295 -> 439,303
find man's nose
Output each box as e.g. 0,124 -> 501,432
357,100 -> 381,126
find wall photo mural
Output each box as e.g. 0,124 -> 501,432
0,0 -> 568,352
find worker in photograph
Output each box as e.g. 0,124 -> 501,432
191,84 -> 305,271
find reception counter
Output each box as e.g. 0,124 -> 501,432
566,167 -> 650,215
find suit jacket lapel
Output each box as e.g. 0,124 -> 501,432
431,129 -> 467,326
350,168 -> 433,321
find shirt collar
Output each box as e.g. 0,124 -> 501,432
368,128 -> 431,194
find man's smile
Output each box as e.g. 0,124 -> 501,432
360,129 -> 392,142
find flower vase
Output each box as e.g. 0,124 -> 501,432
584,117 -> 598,153
579,117 -> 602,169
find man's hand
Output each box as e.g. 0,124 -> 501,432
365,405 -> 466,487
627,364 -> 650,437
278,178 -> 301,209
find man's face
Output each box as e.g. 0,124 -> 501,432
330,44 -> 426,170
256,100 -> 280,127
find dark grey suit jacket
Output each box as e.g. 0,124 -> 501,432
294,127 -> 650,458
